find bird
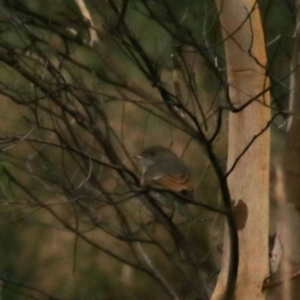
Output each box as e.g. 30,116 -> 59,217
135,146 -> 194,219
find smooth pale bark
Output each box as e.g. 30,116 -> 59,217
212,1 -> 270,299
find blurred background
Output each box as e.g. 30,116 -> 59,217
0,0 -> 295,299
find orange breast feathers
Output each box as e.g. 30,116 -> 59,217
141,161 -> 193,193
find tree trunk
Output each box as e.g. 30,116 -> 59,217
212,1 -> 270,299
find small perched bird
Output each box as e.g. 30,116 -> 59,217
136,146 -> 194,219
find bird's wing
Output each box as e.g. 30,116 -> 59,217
144,162 -> 193,192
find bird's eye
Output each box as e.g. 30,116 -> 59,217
149,151 -> 156,156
